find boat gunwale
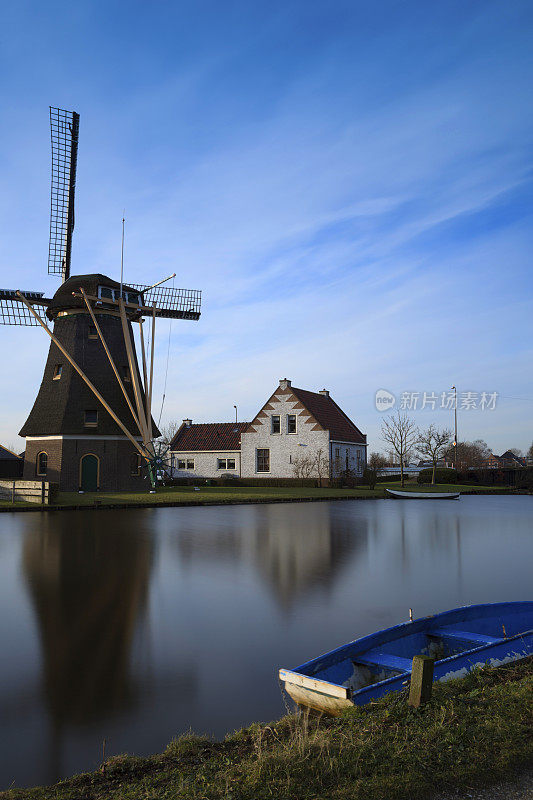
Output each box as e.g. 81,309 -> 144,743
280,602 -> 533,700
385,488 -> 461,499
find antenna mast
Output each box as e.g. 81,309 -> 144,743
120,213 -> 125,296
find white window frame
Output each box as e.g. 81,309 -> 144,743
271,415 -> 281,434
286,414 -> 297,434
256,448 -> 270,473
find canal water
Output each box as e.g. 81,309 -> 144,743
0,495 -> 531,789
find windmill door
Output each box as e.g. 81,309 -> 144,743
80,454 -> 99,491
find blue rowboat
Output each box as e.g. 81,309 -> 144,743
279,602 -> 533,715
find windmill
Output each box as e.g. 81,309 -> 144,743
0,107 -> 201,492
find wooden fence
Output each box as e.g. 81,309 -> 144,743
0,480 -> 53,504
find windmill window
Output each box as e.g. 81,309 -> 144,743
271,415 -> 281,434
53,364 -> 62,380
84,410 -> 98,427
256,449 -> 270,472
130,453 -> 142,476
122,366 -> 131,382
36,452 -> 48,476
88,324 -> 98,339
287,414 -> 297,434
98,286 -> 114,301
127,292 -> 140,305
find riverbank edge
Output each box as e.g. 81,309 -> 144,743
0,486 -> 524,513
2,658 -> 531,800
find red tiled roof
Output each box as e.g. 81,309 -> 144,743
290,387 -> 366,444
170,422 -> 249,452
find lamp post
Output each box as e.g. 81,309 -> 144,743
451,386 -> 458,471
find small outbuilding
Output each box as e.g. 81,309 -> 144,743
0,444 -> 24,478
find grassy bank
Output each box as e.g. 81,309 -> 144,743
3,658 -> 531,800
0,482 -> 515,510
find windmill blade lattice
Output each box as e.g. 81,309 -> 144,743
48,107 -> 80,281
129,284 -> 201,320
0,290 -> 51,326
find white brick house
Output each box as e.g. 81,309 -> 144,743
169,421 -> 246,479
169,379 -> 366,480
241,379 -> 367,478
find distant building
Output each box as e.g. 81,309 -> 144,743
169,379 -> 367,480
484,451 -> 526,469
0,444 -> 24,478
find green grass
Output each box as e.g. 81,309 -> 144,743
0,481 -> 513,510
2,658 -> 531,800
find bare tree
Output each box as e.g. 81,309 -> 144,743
417,425 -> 452,484
293,449 -> 330,484
292,454 -> 313,478
159,419 -> 181,445
368,452 -> 388,472
313,448 -> 330,487
528,442 -> 533,461
509,447 -> 523,457
443,439 -> 491,469
381,412 -> 418,487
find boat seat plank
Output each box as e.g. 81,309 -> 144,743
355,651 -> 412,673
430,627 -> 500,645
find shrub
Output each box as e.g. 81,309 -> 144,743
417,467 -> 457,484
376,474 -> 403,482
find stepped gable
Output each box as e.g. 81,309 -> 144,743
245,381 -> 366,444
170,422 -> 248,451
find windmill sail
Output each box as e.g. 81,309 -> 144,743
48,107 -> 80,282
129,284 -> 201,320
0,290 -> 51,326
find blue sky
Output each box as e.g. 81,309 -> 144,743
1,0 -> 532,454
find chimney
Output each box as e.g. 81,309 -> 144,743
279,378 -> 291,390
183,418 -> 192,427
319,389 -> 329,397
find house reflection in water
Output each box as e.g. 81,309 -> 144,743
177,502 -> 368,607
22,512 -> 152,727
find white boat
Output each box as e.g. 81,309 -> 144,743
386,488 -> 460,500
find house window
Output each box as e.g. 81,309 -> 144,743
217,458 -> 236,470
36,451 -> 48,476
345,450 -> 349,470
287,414 -> 297,433
53,364 -> 62,380
187,459 -> 195,470
335,448 -> 340,458
88,324 -> 98,340
84,410 -> 98,427
130,453 -> 142,476
271,415 -> 281,434
257,449 -> 270,472
177,459 -> 186,469
122,366 -> 131,382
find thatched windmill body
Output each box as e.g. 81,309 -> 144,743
0,108 -> 201,491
